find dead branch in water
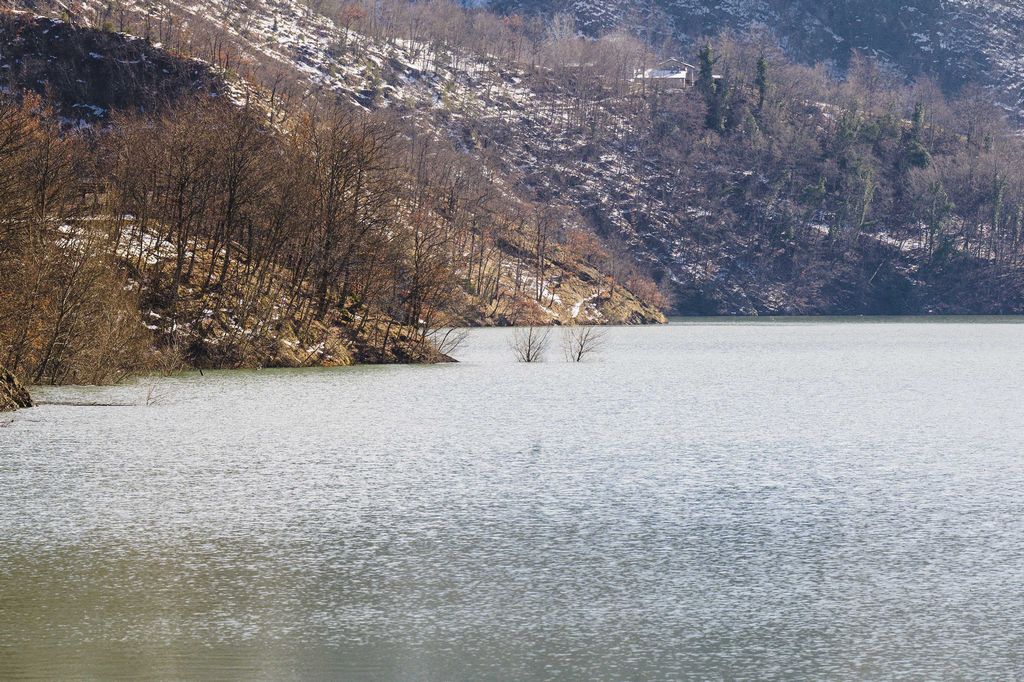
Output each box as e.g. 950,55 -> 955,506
511,326 -> 551,363
562,325 -> 605,362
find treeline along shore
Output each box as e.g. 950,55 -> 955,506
0,12 -> 666,388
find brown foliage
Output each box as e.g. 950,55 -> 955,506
0,96 -> 151,384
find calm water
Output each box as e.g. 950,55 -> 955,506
2,319 -> 1024,680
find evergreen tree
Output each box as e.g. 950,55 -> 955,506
754,55 -> 769,112
902,102 -> 931,169
706,76 -> 728,133
911,101 -> 925,140
697,43 -> 726,132
697,43 -> 715,96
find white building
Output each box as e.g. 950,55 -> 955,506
634,59 -> 698,89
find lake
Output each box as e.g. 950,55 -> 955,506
2,319 -> 1023,680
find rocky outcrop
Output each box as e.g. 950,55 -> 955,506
0,367 -> 33,412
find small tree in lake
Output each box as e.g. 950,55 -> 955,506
562,325 -> 605,362
511,326 -> 551,363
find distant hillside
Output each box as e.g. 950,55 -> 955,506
4,0 -> 1024,357
65,0 -> 1022,316
488,0 -> 1024,120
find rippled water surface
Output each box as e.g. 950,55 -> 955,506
2,319 -> 1024,680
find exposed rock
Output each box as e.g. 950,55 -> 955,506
0,367 -> 33,412
0,11 -> 223,123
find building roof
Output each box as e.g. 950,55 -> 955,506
635,59 -> 698,80
658,59 -> 697,70
640,68 -> 690,79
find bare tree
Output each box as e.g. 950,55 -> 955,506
561,325 -> 605,362
511,325 -> 550,362
438,326 -> 469,351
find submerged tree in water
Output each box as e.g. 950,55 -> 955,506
562,325 -> 605,362
511,326 -> 551,363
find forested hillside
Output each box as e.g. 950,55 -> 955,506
0,9 -> 663,385
71,0 -> 1021,315
4,0 -> 1024,385
487,0 -> 1024,120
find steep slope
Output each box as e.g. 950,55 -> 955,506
102,0 -> 666,322
100,0 -> 1023,315
1,4 -> 666,387
8,0 -> 1024,320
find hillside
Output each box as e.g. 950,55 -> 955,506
0,7 -> 663,327
4,0 -> 1024,389
488,0 -> 1024,121
0,7 -> 665,384
0,11 -> 220,121
46,0 -> 1020,315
